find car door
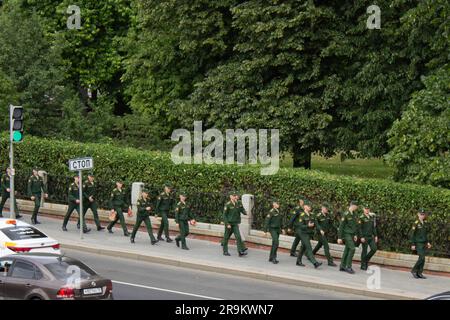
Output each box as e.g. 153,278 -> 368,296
4,260 -> 39,299
0,259 -> 14,299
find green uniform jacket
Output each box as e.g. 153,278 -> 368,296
264,208 -> 283,232
109,188 -> 128,210
137,198 -> 154,217
359,213 -> 378,238
27,175 -> 47,196
155,192 -> 176,213
223,200 -> 246,225
315,211 -> 335,233
409,220 -> 429,245
68,183 -> 80,204
175,201 -> 195,223
338,211 -> 360,239
1,174 -> 11,193
288,206 -> 303,230
83,180 -> 96,201
298,212 -> 320,235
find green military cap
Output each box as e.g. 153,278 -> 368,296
141,188 -> 150,193
32,167 -> 39,171
298,195 -> 306,201
163,182 -> 172,188
350,200 -> 359,206
87,172 -> 94,177
303,199 -> 312,206
116,179 -> 124,184
271,198 -> 279,204
179,190 -> 188,197
321,202 -> 331,209
229,190 -> 239,196
363,203 -> 370,209
418,208 -> 428,215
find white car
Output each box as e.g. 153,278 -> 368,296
0,218 -> 61,257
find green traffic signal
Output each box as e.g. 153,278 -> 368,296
12,130 -> 23,142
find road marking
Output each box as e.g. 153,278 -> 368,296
112,280 -> 223,300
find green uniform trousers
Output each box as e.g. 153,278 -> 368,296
78,201 -> 101,228
31,193 -> 41,221
131,215 -> 156,241
312,233 -> 334,263
107,206 -> 128,234
157,211 -> 170,238
340,234 -> 356,269
0,192 -> 18,216
290,235 -> 301,255
297,232 -> 318,265
412,243 -> 427,274
269,228 -> 280,260
223,224 -> 245,253
361,237 -> 377,267
176,220 -> 190,248
63,203 -> 87,229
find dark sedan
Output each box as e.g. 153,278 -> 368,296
0,253 -> 113,300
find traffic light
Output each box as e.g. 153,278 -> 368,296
11,106 -> 24,143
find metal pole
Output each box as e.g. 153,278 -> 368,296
79,170 -> 83,240
9,105 -> 15,220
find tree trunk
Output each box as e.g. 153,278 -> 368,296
292,141 -> 312,169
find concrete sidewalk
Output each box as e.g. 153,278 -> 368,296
19,214 -> 450,300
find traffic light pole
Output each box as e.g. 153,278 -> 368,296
9,105 -> 15,219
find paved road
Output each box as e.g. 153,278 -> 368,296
62,248 -> 371,300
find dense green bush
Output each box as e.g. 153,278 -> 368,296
1,135 -> 449,257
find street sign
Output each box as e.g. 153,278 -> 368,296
69,157 -> 94,172
68,157 -> 94,240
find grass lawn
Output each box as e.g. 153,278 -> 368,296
280,153 -> 394,180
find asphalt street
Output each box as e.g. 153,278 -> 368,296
62,248 -> 372,300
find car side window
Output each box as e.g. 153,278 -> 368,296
35,267 -> 44,280
10,261 -> 36,280
0,260 -> 14,276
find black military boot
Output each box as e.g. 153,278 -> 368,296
157,236 -> 164,241
77,223 -> 80,230
182,246 -> 189,250
223,252 -> 231,256
83,227 -> 91,234
238,251 -> 247,257
97,226 -> 105,231
345,268 -> 355,274
411,272 -> 419,279
175,238 -> 180,247
62,226 -> 68,232
124,231 -> 130,237
107,227 -> 113,234
151,239 -> 158,245
290,252 -> 297,257
272,258 -> 279,264
296,261 -> 305,267
130,238 -> 135,243
418,273 -> 427,279
166,237 -> 173,243
314,262 -> 322,269
328,261 -> 337,267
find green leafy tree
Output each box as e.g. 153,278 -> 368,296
386,65 -> 450,188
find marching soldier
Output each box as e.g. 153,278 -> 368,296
296,200 -> 322,268
155,183 -> 175,242
175,191 -> 197,250
0,168 -> 21,219
359,204 -> 378,270
130,189 -> 158,245
410,209 -> 432,279
264,199 -> 284,264
62,175 -> 91,233
78,173 -> 104,231
312,203 -> 337,266
27,168 -> 48,224
338,201 -> 360,274
222,191 -> 248,257
107,180 -> 131,236
289,197 -> 305,257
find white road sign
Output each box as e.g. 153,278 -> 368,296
69,157 -> 94,171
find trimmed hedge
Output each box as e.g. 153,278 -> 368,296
1,135 -> 449,257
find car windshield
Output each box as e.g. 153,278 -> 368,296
44,259 -> 97,281
1,226 -> 47,241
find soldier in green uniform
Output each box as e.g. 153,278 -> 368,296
264,199 -> 285,264
288,197 -> 305,257
222,191 -> 248,257
295,200 -> 322,268
155,183 -> 175,242
175,191 -> 197,250
77,173 -> 104,231
338,201 -> 360,274
359,204 -> 378,270
62,175 -> 91,233
27,168 -> 48,224
0,168 -> 22,219
409,209 -> 432,279
107,181 -> 131,236
312,203 -> 337,266
130,189 -> 158,245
